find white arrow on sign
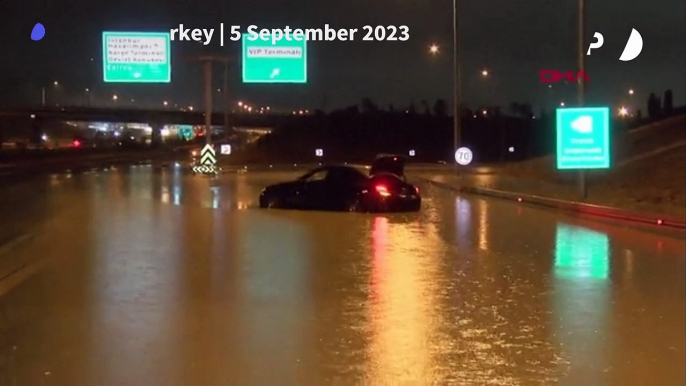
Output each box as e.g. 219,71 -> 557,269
193,165 -> 217,174
270,68 -> 280,79
200,144 -> 216,166
571,115 -> 593,134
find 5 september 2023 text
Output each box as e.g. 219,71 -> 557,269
170,24 -> 411,45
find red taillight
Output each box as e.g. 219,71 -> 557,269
415,186 -> 420,195
72,140 -> 81,147
375,185 -> 391,197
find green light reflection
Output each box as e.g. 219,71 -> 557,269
554,224 -> 610,280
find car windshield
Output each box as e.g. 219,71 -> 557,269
299,168 -> 328,181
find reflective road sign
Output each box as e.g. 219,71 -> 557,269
556,107 -> 610,169
103,31 -> 171,83
455,147 -> 473,165
242,34 -> 307,83
200,144 -> 216,166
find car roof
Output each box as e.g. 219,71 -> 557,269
374,153 -> 407,159
370,154 -> 406,176
309,165 -> 368,175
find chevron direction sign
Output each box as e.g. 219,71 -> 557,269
200,144 -> 216,166
192,165 -> 217,174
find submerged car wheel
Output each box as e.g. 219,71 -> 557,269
346,199 -> 362,212
266,197 -> 282,209
259,195 -> 279,209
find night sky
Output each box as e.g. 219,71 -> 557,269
1,0 -> 684,113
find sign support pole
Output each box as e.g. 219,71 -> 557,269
452,0 -> 461,173
204,60 -> 213,146
577,0 -> 587,199
223,61 -> 230,137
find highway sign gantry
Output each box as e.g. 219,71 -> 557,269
556,107 -> 610,169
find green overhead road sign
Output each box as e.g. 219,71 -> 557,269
103,31 -> 171,83
242,33 -> 307,83
556,107 -> 610,170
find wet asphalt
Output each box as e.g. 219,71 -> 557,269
0,164 -> 683,385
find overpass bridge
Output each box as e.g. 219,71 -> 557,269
0,106 -> 297,128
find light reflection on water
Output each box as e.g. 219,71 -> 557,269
455,196 -> 471,247
554,224 -> 610,280
552,223 -> 611,384
367,215 -> 439,383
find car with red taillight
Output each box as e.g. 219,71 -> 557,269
259,164 -> 420,213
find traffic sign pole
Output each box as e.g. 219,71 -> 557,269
577,0 -> 587,199
204,61 -> 213,146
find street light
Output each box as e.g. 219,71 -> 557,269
560,101 -> 565,107
481,69 -> 489,77
429,44 -> 439,55
628,89 -> 635,95
112,94 -> 118,101
238,101 -> 243,107
163,101 -> 168,106
53,81 -> 59,86
619,106 -> 629,117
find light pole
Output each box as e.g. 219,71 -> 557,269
204,61 -> 213,145
452,0 -> 461,158
223,61 -> 230,136
41,81 -> 59,107
185,55 -> 234,146
577,0 -> 587,198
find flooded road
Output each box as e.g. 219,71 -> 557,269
0,165 -> 683,385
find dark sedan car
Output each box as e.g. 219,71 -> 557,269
259,163 -> 421,213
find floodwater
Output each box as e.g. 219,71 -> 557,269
0,165 -> 683,385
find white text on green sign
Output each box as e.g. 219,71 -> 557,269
556,107 -> 610,169
242,33 -> 307,83
103,32 -> 171,83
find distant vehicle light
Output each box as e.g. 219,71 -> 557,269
415,186 -> 420,195
191,150 -> 198,156
72,140 -> 81,147
376,185 -> 391,197
657,219 -> 663,225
